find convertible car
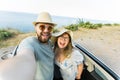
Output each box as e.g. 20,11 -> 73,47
74,42 -> 120,80
0,43 -> 120,80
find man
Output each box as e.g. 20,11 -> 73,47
0,12 -> 56,80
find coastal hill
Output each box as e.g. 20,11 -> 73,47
0,26 -> 120,76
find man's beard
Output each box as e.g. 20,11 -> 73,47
37,32 -> 51,43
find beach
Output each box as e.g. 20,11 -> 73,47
73,26 -> 120,76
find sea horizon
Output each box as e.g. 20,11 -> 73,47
0,11 -> 118,32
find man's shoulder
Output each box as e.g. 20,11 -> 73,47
22,36 -> 37,41
18,36 -> 37,52
19,36 -> 37,45
24,36 -> 36,40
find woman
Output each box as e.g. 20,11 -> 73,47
52,28 -> 84,80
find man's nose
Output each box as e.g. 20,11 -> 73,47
43,27 -> 49,32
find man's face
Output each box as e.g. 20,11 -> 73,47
35,23 -> 54,43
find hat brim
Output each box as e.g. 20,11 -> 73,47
33,22 -> 57,26
52,30 -> 73,38
51,29 -> 75,47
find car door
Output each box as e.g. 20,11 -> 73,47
75,43 -> 120,80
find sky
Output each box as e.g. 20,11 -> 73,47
0,0 -> 120,22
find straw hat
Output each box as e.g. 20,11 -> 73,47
52,28 -> 73,39
52,28 -> 75,47
33,12 -> 57,26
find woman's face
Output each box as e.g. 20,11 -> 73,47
57,33 -> 70,49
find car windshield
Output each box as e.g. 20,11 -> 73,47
74,26 -> 120,77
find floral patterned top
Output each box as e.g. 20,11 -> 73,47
55,48 -> 84,80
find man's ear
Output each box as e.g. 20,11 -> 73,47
34,24 -> 37,31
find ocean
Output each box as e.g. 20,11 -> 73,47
0,11 -> 113,32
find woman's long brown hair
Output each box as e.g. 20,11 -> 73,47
54,32 -> 73,58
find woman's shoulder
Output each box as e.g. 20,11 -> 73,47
72,47 -> 81,54
71,48 -> 84,64
71,47 -> 84,60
